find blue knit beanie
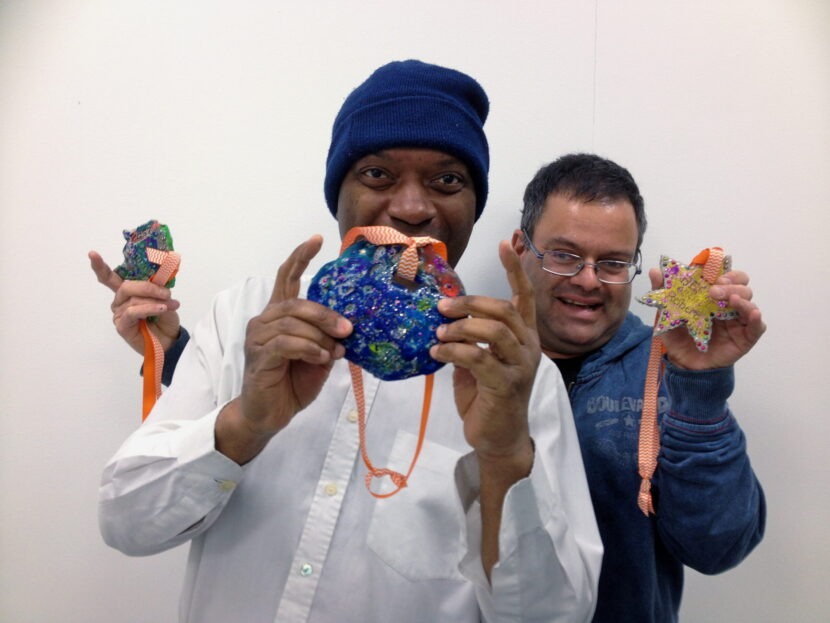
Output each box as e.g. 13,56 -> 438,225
324,60 -> 490,220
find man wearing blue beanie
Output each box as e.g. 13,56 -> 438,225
94,60 -> 601,622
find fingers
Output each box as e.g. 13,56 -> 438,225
252,236 -> 353,367
498,240 -> 536,328
439,241 -> 536,343
432,300 -> 538,389
249,301 -> 350,364
714,268 -> 766,357
727,293 -> 766,334
271,235 -> 324,304
273,235 -> 351,339
710,270 -> 753,303
432,241 -> 541,377
741,307 -> 767,345
111,279 -> 176,310
434,313 -> 519,368
90,250 -> 178,315
114,296 -> 180,328
719,270 -> 749,286
88,250 -> 123,293
107,281 -> 181,353
438,293 -> 533,347
648,267 -> 663,290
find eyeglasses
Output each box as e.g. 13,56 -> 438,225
522,229 -> 641,284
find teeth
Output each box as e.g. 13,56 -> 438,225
563,298 -> 598,309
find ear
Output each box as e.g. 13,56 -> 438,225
510,228 -> 526,255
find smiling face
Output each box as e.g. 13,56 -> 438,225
514,192 -> 640,358
336,148 -> 476,267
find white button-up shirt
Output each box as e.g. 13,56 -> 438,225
99,276 -> 601,622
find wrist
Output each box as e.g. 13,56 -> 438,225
477,436 -> 535,484
215,399 -> 276,465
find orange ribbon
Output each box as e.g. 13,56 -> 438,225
139,248 -> 181,420
340,226 -> 447,282
637,247 -> 725,516
339,226 -> 445,498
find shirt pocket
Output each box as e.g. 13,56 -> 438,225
366,430 -> 466,581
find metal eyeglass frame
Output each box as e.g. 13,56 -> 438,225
522,229 -> 642,284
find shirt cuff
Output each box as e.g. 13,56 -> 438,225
162,326 -> 190,386
663,361 -> 735,429
138,326 -> 191,386
454,443 -> 554,579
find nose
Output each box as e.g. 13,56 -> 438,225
569,261 -> 602,290
387,180 -> 435,225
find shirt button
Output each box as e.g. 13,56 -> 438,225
300,563 -> 313,577
324,483 -> 338,497
347,410 -> 358,423
217,480 -> 236,492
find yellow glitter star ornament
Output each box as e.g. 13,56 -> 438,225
638,249 -> 738,352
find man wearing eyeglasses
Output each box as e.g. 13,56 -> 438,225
512,153 -> 766,623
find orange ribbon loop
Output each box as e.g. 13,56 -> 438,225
340,226 -> 445,498
690,246 -> 725,284
350,362 -> 434,498
340,226 -> 447,282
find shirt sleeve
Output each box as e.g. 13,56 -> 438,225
161,326 -> 190,386
99,286 -> 248,556
454,359 -> 602,622
137,326 -> 189,386
654,361 -> 766,574
98,407 -> 244,555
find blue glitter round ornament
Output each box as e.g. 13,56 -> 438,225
307,235 -> 465,381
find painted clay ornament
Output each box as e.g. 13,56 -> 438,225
114,220 -> 177,287
307,226 -> 464,380
638,248 -> 737,352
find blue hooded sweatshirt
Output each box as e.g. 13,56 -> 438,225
564,312 -> 765,622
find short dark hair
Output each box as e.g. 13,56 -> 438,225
521,153 -> 646,250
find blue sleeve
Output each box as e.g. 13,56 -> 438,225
653,361 -> 766,574
139,327 -> 190,386
161,327 -> 190,386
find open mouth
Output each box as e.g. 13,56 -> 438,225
559,297 -> 603,312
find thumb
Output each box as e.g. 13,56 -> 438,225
88,250 -> 123,293
270,235 -> 324,304
648,267 -> 664,290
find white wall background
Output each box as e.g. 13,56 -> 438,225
1,1 -> 827,621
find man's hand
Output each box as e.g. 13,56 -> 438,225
432,240 -> 540,463
88,250 -> 181,354
430,241 -> 540,577
650,267 -> 766,370
215,235 -> 353,464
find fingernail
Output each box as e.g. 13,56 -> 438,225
710,286 -> 724,299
